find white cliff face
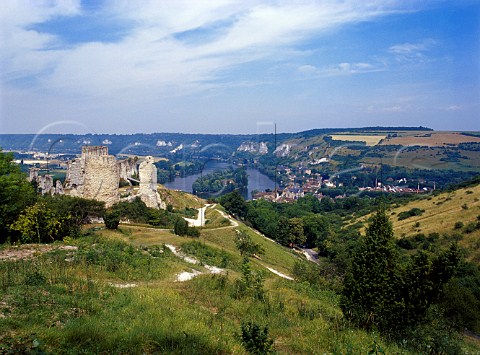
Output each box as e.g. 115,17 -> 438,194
274,143 -> 294,157
156,140 -> 173,147
259,142 -> 269,154
170,144 -> 183,153
138,156 -> 166,209
237,142 -> 269,154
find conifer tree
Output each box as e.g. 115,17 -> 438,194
341,207 -> 460,334
340,206 -> 400,331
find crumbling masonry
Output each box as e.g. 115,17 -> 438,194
62,146 -> 163,208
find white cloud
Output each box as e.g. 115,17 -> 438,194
446,105 -> 463,111
388,38 -> 437,63
297,61 -> 384,78
1,1 -> 419,98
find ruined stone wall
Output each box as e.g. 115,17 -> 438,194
82,146 -> 108,157
64,146 -> 165,209
138,156 -> 165,209
83,155 -> 119,207
119,158 -> 138,182
28,168 -> 39,182
65,158 -> 85,195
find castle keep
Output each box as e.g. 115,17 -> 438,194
30,146 -> 164,209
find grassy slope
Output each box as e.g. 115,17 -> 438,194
1,204 -> 479,353
354,184 -> 480,262
392,184 -> 480,261
0,204 -> 416,354
157,186 -> 204,209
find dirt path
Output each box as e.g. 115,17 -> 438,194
165,244 -> 224,282
184,204 -> 212,227
0,244 -> 78,261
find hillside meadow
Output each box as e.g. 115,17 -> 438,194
1,204 -> 459,354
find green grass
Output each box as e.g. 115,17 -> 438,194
203,206 -> 231,228
1,215 -> 478,353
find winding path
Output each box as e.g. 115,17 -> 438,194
183,204 -> 211,227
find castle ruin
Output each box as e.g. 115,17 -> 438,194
61,146 -> 163,208
138,156 -> 166,209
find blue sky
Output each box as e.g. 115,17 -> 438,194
0,0 -> 478,134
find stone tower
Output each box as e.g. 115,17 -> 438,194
138,156 -> 165,209
81,147 -> 119,207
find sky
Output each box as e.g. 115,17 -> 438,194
0,0 -> 479,134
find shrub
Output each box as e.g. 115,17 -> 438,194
464,222 -> 477,234
186,226 -> 200,238
104,211 -> 120,230
398,208 -> 424,221
239,322 -> 273,354
454,221 -> 464,230
396,237 -> 415,250
440,279 -> 480,333
174,217 -> 188,236
234,259 -> 265,301
235,230 -> 264,258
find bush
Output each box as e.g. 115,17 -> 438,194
111,197 -> 149,223
235,230 -> 264,258
104,211 -> 120,230
464,222 -> 478,234
440,279 -> 480,333
398,208 -> 424,221
186,227 -> 200,238
174,217 -> 188,236
239,322 -> 273,354
453,221 -> 464,230
396,237 -> 415,250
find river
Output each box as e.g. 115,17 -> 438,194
163,161 -> 275,200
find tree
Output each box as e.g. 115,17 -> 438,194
275,217 -> 305,247
275,216 -> 291,246
301,214 -> 329,247
235,230 -> 265,258
289,217 -> 305,246
10,201 -> 64,243
220,190 -> 248,219
341,207 -> 461,334
0,149 -> 37,242
340,207 -> 400,331
43,195 -> 105,237
104,210 -> 120,230
174,217 -> 188,236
